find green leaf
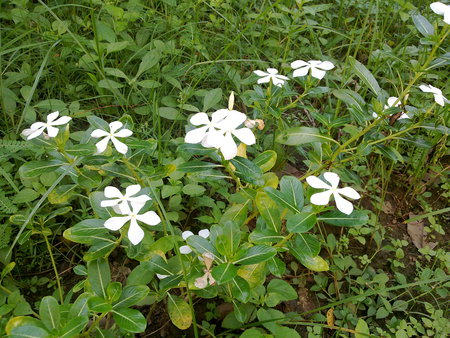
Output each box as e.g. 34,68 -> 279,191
89,192 -> 112,219
288,234 -> 320,257
126,262 -> 155,286
158,107 -> 184,120
10,326 -> 50,338
63,219 -> 110,244
182,184 -> 205,196
355,319 -> 370,338
19,161 -> 63,179
249,229 -> 284,244
68,293 -> 89,318
39,296 -> 60,331
318,210 -> 368,227
231,276 -> 251,303
234,245 -> 277,265
215,221 -> 241,258
332,89 -> 365,112
13,188 -> 39,204
83,238 -> 116,261
374,144 -> 404,163
106,282 -> 122,303
253,150 -> 277,173
412,14 -> 434,37
65,143 -> 96,156
211,263 -> 239,284
348,56 -> 381,96
98,79 -> 124,89
255,191 -> 281,232
265,279 -> 298,307
87,296 -> 112,313
112,307 -> 147,333
177,160 -> 222,172
297,253 -> 328,272
113,285 -> 149,309
275,126 -> 332,146
220,202 -> 249,226
135,50 -> 161,78
167,294 -> 192,330
230,156 -> 264,186
87,258 -> 111,299
59,316 -> 88,338
186,235 -> 221,260
265,176 -> 304,213
286,212 -> 316,233
137,80 -> 161,88
203,88 -> 222,111
77,168 -> 102,189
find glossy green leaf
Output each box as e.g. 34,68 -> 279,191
412,14 -> 434,37
288,234 -> 320,257
249,229 -> 284,244
19,160 -> 63,179
87,258 -> 111,299
348,56 -> 381,96
286,212 -> 316,233
254,150 -> 277,172
255,191 -> 281,232
318,210 -> 368,227
87,296 -> 112,313
355,318 -> 371,338
112,307 -> 147,333
39,296 -> 60,331
113,285 -> 149,309
275,126 -> 332,145
58,316 -> 88,338
203,88 -> 222,111
211,263 -> 238,284
231,276 -> 251,303
230,156 -> 264,186
63,219 -> 110,244
177,160 -> 222,172
220,202 -> 249,226
234,245 -> 277,265
106,282 -> 122,303
265,279 -> 298,307
215,221 -> 241,258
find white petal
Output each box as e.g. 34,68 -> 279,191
211,109 -> 231,123
114,128 -> 132,138
131,202 -> 145,214
306,176 -> 331,189
111,136 -> 128,154
46,111 -> 60,123
232,128 -> 256,145
257,76 -> 271,84
95,137 -> 110,153
430,2 -> 448,15
128,219 -> 144,245
129,195 -> 151,205
317,61 -> 334,70
267,68 -> 278,74
190,112 -> 210,126
194,274 -> 208,289
185,126 -> 208,144
336,187 -> 361,200
310,190 -> 333,205
444,10 -> 450,24
271,76 -> 286,87
29,121 -> 46,130
91,129 -> 109,138
201,129 -> 225,148
323,172 -> 340,189
104,216 -> 130,231
198,229 -> 210,238
310,67 -> 326,80
254,70 -> 268,77
100,199 -> 120,207
180,245 -> 192,254
419,84 -> 433,93
308,60 -> 322,66
117,202 -> 131,215
333,192 -> 354,215
434,94 -> 445,106
386,97 -> 400,108
372,112 -> 379,118
125,184 -> 141,197
182,231 -> 194,240
220,132 -> 238,160
51,116 -> 72,126
291,60 -> 308,69
27,127 -> 45,140
156,274 -> 169,279
136,211 -> 161,226
109,121 -> 123,133
398,113 -> 410,119
46,125 -> 59,138
292,66 -> 310,78
207,272 -> 215,286
218,111 -> 247,130
104,186 -> 123,198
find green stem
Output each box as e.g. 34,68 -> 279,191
42,231 -> 63,304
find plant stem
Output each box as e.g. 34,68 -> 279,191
42,230 -> 64,303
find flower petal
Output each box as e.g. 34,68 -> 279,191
254,70 -> 268,77
129,195 -> 151,205
333,192 -> 354,215
104,186 -> 123,198
267,68 -> 278,74
310,67 -> 326,79
434,93 -> 445,106
182,231 -> 194,240
104,216 -> 130,231
109,121 -> 123,133
194,274 -> 208,289
419,84 -> 434,93
211,109 -> 231,123
190,112 -> 210,126
180,245 -> 192,254
136,211 -> 161,226
386,97 -> 400,108
292,66 -> 310,78
100,199 -> 120,207
27,127 -> 46,140
91,129 -> 109,138
430,2 -> 448,15
114,128 -> 133,138
95,137 -> 110,153
156,274 -> 169,279
201,129 -> 225,148
310,190 -> 333,205
29,121 -> 46,130
128,219 -> 144,245
46,125 -> 60,138
306,176 -> 331,189
271,76 -> 286,87
198,229 -> 210,238
185,126 -> 208,144
46,111 -> 60,123
232,128 -> 256,145
291,60 -> 308,69
125,184 -> 141,197
257,76 -> 271,84
111,136 -> 128,154
317,61 -> 334,70
51,116 -> 72,126
220,132 -> 238,160
444,10 -> 450,24
337,187 -> 360,200
323,172 -> 340,189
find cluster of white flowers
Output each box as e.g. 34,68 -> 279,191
101,184 -> 161,245
254,59 -> 335,87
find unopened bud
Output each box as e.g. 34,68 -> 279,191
228,91 -> 235,111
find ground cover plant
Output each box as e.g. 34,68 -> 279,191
0,0 -> 449,337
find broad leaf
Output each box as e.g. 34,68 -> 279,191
211,263 -> 238,284
255,191 -> 281,232
265,279 -> 297,307
87,258 -> 111,299
177,160 -> 222,172
412,14 -> 434,37
275,127 -> 332,145
286,212 -> 316,233
112,307 -> 147,333
167,294 -> 192,330
318,210 -> 368,227
230,157 -> 264,186
39,296 -> 60,331
233,245 -> 277,265
348,56 -> 381,96
254,150 -> 277,172
113,285 -> 149,309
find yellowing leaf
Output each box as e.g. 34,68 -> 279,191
237,263 -> 266,288
167,294 -> 192,330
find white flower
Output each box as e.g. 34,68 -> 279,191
100,184 -> 151,214
253,68 -> 289,87
156,274 -> 169,279
291,60 -> 334,80
419,84 -> 448,106
104,202 -> 161,245
194,252 -> 215,289
372,97 -> 409,119
306,172 -> 361,215
430,2 -> 450,24
184,110 -> 230,148
91,121 -> 132,154
180,229 -> 210,254
23,111 -> 72,140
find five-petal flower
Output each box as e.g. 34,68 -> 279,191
291,60 -> 334,80
419,84 -> 448,106
306,172 -> 361,215
184,110 -> 229,148
23,111 -> 72,140
180,229 -> 210,254
430,2 -> 450,24
91,121 -> 132,154
101,184 -> 151,214
104,202 -> 161,245
253,68 -> 289,87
